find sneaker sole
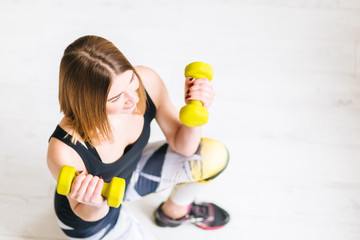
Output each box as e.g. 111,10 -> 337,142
195,224 -> 226,230
155,218 -> 181,228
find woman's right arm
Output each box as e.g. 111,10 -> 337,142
47,137 -> 109,222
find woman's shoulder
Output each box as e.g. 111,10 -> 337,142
135,66 -> 166,109
47,120 -> 87,181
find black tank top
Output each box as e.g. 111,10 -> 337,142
50,92 -> 156,239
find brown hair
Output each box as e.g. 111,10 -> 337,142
59,35 -> 147,145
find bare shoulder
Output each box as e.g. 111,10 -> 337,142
47,125 -> 87,181
135,66 -> 165,109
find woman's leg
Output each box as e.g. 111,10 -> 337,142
125,138 -> 230,229
125,138 -> 229,202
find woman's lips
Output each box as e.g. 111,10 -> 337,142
123,103 -> 135,110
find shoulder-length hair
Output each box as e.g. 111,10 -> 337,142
59,35 -> 147,145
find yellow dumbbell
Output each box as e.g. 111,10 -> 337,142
56,165 -> 126,208
179,62 -> 214,127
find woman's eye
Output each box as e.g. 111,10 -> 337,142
111,97 -> 120,103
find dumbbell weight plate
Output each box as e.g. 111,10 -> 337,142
57,165 -> 76,196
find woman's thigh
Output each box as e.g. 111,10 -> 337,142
124,138 -> 229,202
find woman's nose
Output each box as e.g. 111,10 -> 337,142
124,89 -> 139,103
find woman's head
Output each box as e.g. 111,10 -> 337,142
59,35 -> 146,144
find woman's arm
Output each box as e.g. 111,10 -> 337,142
137,66 -> 215,156
47,137 -> 109,222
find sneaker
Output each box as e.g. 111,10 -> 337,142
154,202 -> 230,230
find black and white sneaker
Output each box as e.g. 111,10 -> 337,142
154,202 -> 230,230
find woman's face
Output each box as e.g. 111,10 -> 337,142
106,70 -> 140,115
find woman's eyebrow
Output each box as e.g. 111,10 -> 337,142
107,72 -> 135,102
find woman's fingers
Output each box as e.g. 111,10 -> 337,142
91,178 -> 104,204
83,176 -> 100,202
185,78 -> 215,108
69,172 -> 104,205
69,171 -> 86,199
76,174 -> 93,200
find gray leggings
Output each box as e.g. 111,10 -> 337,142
125,138 -> 229,205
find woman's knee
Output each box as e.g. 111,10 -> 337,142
189,138 -> 229,183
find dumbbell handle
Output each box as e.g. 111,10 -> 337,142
56,165 -> 125,208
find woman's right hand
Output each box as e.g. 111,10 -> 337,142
68,171 -> 106,207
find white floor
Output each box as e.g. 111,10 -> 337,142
1,0 -> 360,239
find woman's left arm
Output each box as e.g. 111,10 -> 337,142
137,66 -> 215,156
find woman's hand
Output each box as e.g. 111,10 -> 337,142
185,77 -> 215,109
68,171 -> 105,207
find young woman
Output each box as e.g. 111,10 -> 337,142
47,35 -> 230,239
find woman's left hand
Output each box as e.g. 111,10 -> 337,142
184,77 -> 215,109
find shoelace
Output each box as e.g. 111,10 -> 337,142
188,204 -> 210,223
